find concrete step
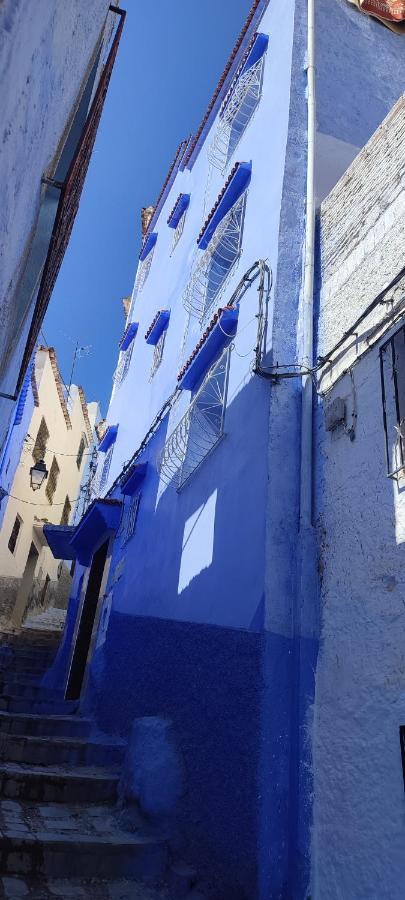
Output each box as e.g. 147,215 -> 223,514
0,801 -> 167,880
0,762 -> 119,803
0,732 -> 126,768
0,682 -> 61,700
0,876 -> 174,899
0,710 -> 93,739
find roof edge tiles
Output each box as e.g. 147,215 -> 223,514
197,162 -> 252,250
167,194 -> 191,229
145,310 -> 170,345
177,306 -> 239,390
98,424 -> 118,453
139,232 -> 158,261
119,322 -> 138,351
142,138 -> 189,241
183,0 -> 267,169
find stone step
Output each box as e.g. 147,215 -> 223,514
0,876 -> 174,899
0,801 -> 167,880
0,732 -> 126,768
0,682 -> 60,700
0,762 -> 119,803
0,696 -> 78,715
0,710 -> 93,739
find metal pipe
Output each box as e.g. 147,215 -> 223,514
300,0 -> 316,528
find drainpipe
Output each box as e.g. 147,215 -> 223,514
300,0 -> 316,527
291,0 -> 318,896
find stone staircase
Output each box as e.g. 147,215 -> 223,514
0,629 -> 204,899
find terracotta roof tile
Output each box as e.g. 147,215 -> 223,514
197,162 -> 239,244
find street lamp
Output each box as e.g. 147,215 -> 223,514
29,459 -> 48,491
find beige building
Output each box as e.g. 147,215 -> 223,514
0,347 -> 99,630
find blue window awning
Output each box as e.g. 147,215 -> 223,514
14,364 -> 32,426
139,232 -> 157,261
145,310 -> 170,345
70,499 -> 122,566
241,33 -> 269,75
177,307 -> 239,390
121,461 -> 148,496
98,424 -> 118,454
197,162 -> 252,250
119,322 -> 138,351
43,525 -> 77,561
167,194 -> 190,229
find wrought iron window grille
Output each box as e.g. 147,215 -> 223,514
159,347 -> 231,489
171,211 -> 187,253
380,323 -> 405,479
183,193 -> 246,323
46,456 -> 60,504
208,55 -> 265,172
150,330 -> 167,380
135,248 -> 155,294
122,493 -> 141,544
114,343 -> 134,387
99,444 -> 114,492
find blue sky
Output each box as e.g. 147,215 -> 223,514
43,0 -> 252,414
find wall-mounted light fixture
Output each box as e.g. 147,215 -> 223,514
29,459 -> 48,491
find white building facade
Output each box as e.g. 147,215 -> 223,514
0,347 -> 99,630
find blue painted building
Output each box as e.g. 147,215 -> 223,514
44,2 -> 405,897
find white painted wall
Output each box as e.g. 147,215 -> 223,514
313,95 -> 405,900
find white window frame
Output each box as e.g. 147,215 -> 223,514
150,329 -> 167,380
114,342 -> 134,388
183,192 -> 246,323
160,347 -> 231,489
208,54 -> 266,172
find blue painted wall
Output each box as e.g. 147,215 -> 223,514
62,2 -> 405,897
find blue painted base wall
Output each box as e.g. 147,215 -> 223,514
83,611 -> 265,899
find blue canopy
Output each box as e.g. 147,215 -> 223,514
98,424 -> 118,454
167,194 -> 190,229
14,364 -> 32,426
145,310 -> 170,346
70,499 -> 122,566
178,307 -> 239,391
241,33 -> 269,75
121,462 -> 148,496
139,232 -> 157,261
197,162 -> 252,250
119,322 -> 138,351
43,524 -> 77,561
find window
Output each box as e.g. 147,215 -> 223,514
32,417 -> 49,463
160,347 -> 230,488
183,192 -> 246,322
8,514 -> 22,554
100,444 -> 114,492
172,210 -> 187,252
150,330 -> 166,380
122,494 -> 141,544
46,456 -> 60,504
76,434 -> 87,470
380,324 -> 405,478
208,34 -> 268,171
60,495 -> 72,526
135,233 -> 157,293
114,343 -> 134,387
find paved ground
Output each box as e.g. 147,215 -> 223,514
0,875 -> 171,898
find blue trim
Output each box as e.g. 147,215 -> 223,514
168,194 -> 190,229
121,462 -> 148,496
14,365 -> 32,426
98,425 -> 119,453
179,307 -> 239,391
197,162 -> 252,250
145,310 -> 170,346
119,322 -> 138,351
43,524 -> 77,560
139,232 -> 157,261
241,33 -> 269,74
70,500 -> 122,566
